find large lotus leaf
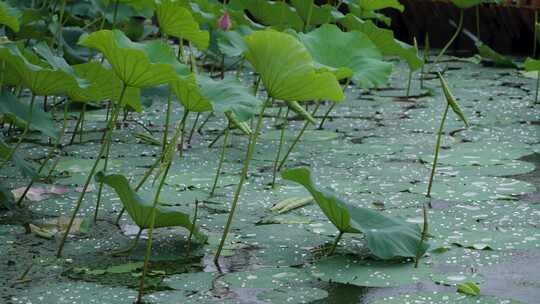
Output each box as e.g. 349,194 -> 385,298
71,62 -> 142,112
0,1 -> 20,32
244,30 -> 344,102
79,30 -> 178,88
339,14 -> 423,71
0,91 -> 59,139
0,138 -> 38,179
229,0 -> 304,31
0,42 -> 87,96
172,74 -> 261,120
290,0 -> 335,27
524,57 -> 540,71
297,24 -> 392,88
282,167 -> 428,259
96,172 -> 206,242
57,26 -> 96,65
155,0 -> 209,50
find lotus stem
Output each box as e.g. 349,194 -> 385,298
426,103 -> 449,200
209,124 -> 230,197
186,200 -> 199,259
214,98 -> 270,263
534,71 -> 540,104
406,68 -> 413,98
475,6 -> 480,39
43,95 -> 48,112
421,33 -> 430,89
197,112 -> 213,134
534,11 -> 538,58
94,138 -> 112,222
0,94 -> 36,171
271,108 -> 289,188
17,100 -> 70,207
136,162 -> 171,304
69,107 -> 84,145
56,84 -> 127,258
78,103 -> 86,143
220,54 -> 225,79
187,112 -> 200,146
328,231 -> 343,256
162,90 -> 173,155
278,101 -> 320,171
414,201 -> 429,268
434,9 -> 464,65
112,0 -> 120,29
304,0 -> 314,32
318,102 -> 336,130
189,41 -> 197,74
178,111 -> 189,158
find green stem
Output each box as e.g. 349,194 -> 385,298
434,9 -> 464,65
186,200 -> 199,259
178,111 -> 189,158
318,102 -> 336,130
534,71 -> 540,103
426,103 -> 449,198
414,202 -> 429,268
475,6 -> 480,39
56,84 -> 127,258
187,112 -> 200,146
278,102 -> 320,171
112,0 -> 120,29
189,41 -> 197,74
304,0 -> 314,32
136,162 -> 171,304
197,112 -> 213,134
271,108 -> 289,188
534,11 -> 538,58
406,68 -> 413,98
78,103 -> 86,143
209,124 -> 230,197
0,95 -> 36,171
93,137 -> 111,222
162,89 -> 173,155
328,231 -> 343,256
214,99 -> 269,263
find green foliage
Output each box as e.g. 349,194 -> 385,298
0,137 -> 38,179
282,167 -> 428,259
524,57 -> 540,71
0,0 -> 20,32
230,0 -> 304,31
155,0 -> 209,49
71,62 -> 142,111
339,14 -> 423,71
79,30 -> 178,88
0,42 -> 88,96
0,91 -> 58,139
96,172 -> 206,242
243,30 -> 344,102
297,24 -> 392,88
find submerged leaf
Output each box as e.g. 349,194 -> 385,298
457,282 -> 481,296
282,167 -> 428,259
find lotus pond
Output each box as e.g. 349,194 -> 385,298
0,1 -> 539,304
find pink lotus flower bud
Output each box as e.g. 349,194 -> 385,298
218,12 -> 231,31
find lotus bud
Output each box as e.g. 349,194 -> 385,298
218,11 -> 231,31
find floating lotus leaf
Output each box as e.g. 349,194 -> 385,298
0,1 -> 20,32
